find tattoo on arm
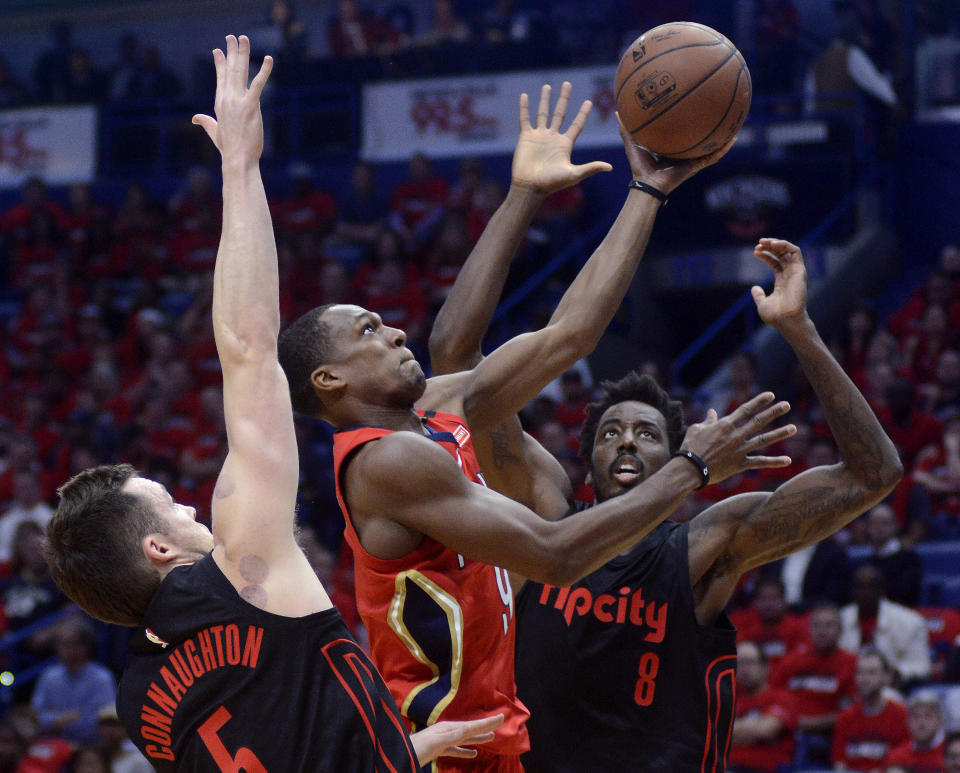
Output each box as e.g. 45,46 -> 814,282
489,424 -> 523,471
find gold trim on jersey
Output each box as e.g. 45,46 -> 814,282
388,570 -> 464,725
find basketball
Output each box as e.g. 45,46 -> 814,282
614,22 -> 752,159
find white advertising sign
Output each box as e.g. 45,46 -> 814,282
362,66 -> 620,161
0,105 -> 98,188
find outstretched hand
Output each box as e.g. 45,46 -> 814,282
682,392 -> 797,484
410,714 -> 504,765
750,238 -> 809,329
617,114 -> 735,195
511,82 -> 612,195
192,35 -> 273,164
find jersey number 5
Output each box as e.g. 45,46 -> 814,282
198,705 -> 268,773
633,652 -> 660,707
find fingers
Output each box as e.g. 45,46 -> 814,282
191,114 -> 218,142
747,422 -> 797,451
519,92 -> 532,132
550,81 -> 572,131
750,285 -> 766,306
755,237 -> 802,264
753,247 -> 783,272
746,399 -> 791,430
570,160 -> 613,180
742,454 -> 793,469
565,99 -> 593,140
726,392 -> 776,425
536,83 -> 551,129
249,54 -> 274,97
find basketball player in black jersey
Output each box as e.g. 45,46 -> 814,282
432,225 -> 903,770
44,35 -> 503,772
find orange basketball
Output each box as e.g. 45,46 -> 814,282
614,21 -> 752,159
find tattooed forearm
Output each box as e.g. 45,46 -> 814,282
788,324 -> 901,491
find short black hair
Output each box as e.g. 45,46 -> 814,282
578,371 -> 685,461
753,576 -> 786,597
277,303 -> 338,417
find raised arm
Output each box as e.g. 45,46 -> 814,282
688,238 -> 903,624
429,82 -> 611,375
458,123 -> 734,432
346,392 -> 793,585
193,36 -> 329,616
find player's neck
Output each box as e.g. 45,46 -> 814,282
353,405 -> 423,433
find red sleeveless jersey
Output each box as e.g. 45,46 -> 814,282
333,410 -> 530,759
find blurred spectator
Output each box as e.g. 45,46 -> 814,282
416,0 -> 471,46
388,152 -> 449,250
911,412 -> 960,539
706,352 -> 760,415
753,0 -> 800,97
0,473 -> 53,564
947,731 -> 960,773
919,348 -> 960,420
0,55 -> 30,109
759,534 -> 851,610
333,161 -> 389,253
831,647 -> 910,771
422,213 -> 471,309
902,304 -> 956,386
728,640 -> 798,773
1,521 -> 69,675
888,270 -> 960,341
883,690 -> 947,773
32,21 -> 72,103
877,378 -> 942,469
447,157 -> 488,214
2,178 -> 67,244
64,49 -> 107,104
832,301 -> 877,389
327,0 -> 401,58
555,450 -> 592,504
729,577 -> 809,668
555,370 -> 591,432
770,604 -> 856,749
97,705 -> 152,773
128,46 -> 181,99
168,167 -> 218,228
108,33 -> 140,100
478,0 -> 538,45
804,21 -> 898,114
30,620 -> 115,744
860,503 -> 923,606
64,746 -> 111,773
0,722 -> 27,773
271,162 -> 339,238
252,0 -> 308,64
839,563 -> 931,683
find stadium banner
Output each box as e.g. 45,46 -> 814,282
0,105 -> 98,189
361,66 -> 620,161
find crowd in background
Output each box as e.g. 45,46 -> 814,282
0,1 -> 956,771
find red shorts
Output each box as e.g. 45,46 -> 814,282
432,750 -> 524,773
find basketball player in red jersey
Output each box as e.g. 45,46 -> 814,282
277,87 -> 797,771
432,224 -> 903,769
45,36 -> 503,771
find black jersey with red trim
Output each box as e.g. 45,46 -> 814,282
515,514 -> 737,773
117,554 -> 421,773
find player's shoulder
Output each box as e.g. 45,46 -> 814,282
350,429 -> 458,486
418,371 -> 471,413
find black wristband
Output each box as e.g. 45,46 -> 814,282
628,179 -> 669,205
672,449 -> 710,489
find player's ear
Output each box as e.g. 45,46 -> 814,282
311,364 -> 343,396
142,534 -> 177,566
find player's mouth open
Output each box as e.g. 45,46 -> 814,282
612,457 -> 642,486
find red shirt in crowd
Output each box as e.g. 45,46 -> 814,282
831,697 -> 910,770
770,646 -> 857,719
271,190 -> 339,235
729,687 -> 799,773
729,607 -> 809,667
883,738 -> 945,773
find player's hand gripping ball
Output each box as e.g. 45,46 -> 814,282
614,21 -> 752,159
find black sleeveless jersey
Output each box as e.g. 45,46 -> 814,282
515,514 -> 737,773
117,554 -> 421,772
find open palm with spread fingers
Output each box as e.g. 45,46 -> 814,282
192,34 -> 273,164
511,81 -> 612,194
750,237 -> 809,328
